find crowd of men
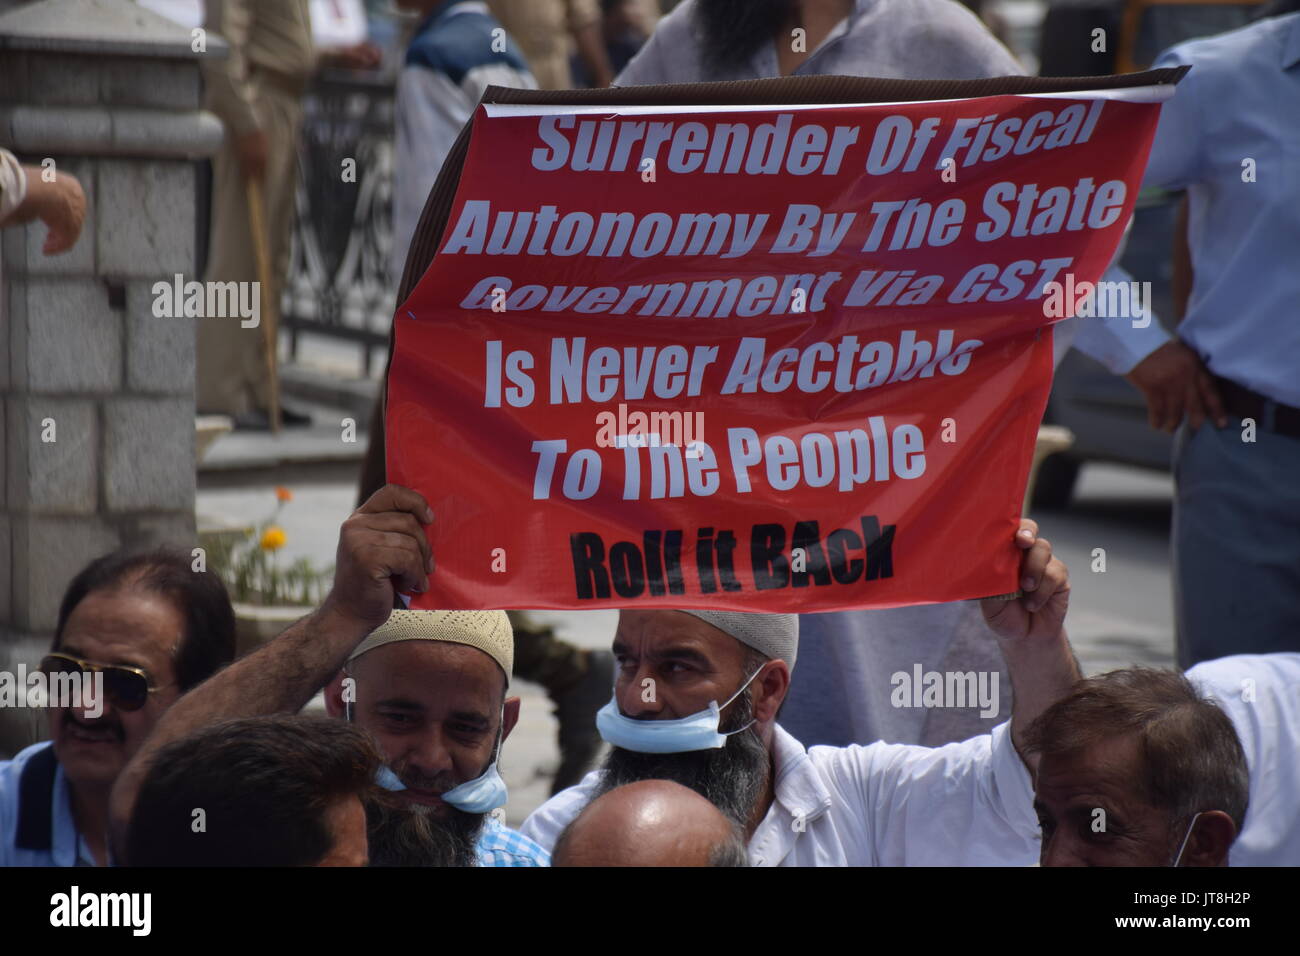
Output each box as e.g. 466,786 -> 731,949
0,479 -> 1295,867
1,0 -> 1297,866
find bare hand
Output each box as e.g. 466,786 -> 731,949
322,484 -> 435,631
236,129 -> 270,181
18,169 -> 86,254
1125,340 -> 1227,432
331,42 -> 383,71
981,519 -> 1069,643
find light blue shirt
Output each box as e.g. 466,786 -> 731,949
0,741 -> 98,867
474,814 -> 550,866
1140,12 -> 1300,406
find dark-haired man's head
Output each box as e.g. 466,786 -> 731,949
694,0 -> 796,74
554,779 -> 748,866
126,714 -> 376,866
48,548 -> 236,795
594,610 -> 795,833
323,610 -> 520,864
1026,668 -> 1248,867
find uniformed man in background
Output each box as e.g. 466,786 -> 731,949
486,0 -> 618,88
198,0 -> 316,429
198,0 -> 379,430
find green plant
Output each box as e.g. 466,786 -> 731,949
206,487 -> 333,606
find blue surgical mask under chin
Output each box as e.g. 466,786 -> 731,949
439,760 -> 508,814
596,667 -> 763,754
366,706 -> 510,814
375,764 -> 407,792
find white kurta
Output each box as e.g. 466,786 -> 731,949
520,721 -> 1039,866
1187,653 -> 1300,867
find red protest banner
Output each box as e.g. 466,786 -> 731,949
387,87 -> 1167,612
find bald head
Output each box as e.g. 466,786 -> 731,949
552,780 -> 747,867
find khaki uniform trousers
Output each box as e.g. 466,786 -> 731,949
197,76 -> 303,416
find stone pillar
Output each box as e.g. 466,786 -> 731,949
0,0 -> 224,753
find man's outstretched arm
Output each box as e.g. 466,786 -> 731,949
980,518 -> 1080,766
108,484 -> 434,854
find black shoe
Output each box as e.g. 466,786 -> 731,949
231,409 -> 272,431
231,407 -> 312,431
551,649 -> 614,794
280,406 -> 312,428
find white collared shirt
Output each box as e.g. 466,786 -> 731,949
520,720 -> 1039,866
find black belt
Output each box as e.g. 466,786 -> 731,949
1213,375 -> 1300,439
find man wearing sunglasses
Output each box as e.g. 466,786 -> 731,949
111,484 -> 546,866
0,550 -> 235,866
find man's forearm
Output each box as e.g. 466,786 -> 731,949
201,0 -> 261,138
109,602 -> 371,848
160,602 -> 368,728
1003,626 -> 1081,762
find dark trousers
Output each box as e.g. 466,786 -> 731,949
1173,418 -> 1300,668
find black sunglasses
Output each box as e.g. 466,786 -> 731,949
40,652 -> 173,713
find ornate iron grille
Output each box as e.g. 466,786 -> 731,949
282,68 -> 396,377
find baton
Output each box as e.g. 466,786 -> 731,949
245,177 -> 281,433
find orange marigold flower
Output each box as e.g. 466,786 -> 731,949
274,486 -> 293,502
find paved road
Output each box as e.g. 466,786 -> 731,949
1028,463 -> 1177,674
198,457 -> 1177,825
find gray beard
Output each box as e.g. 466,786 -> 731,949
695,0 -> 796,74
593,691 -> 770,830
364,795 -> 484,867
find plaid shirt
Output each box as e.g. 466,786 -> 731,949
475,816 -> 550,867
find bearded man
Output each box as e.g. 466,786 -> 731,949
110,486 -> 547,867
521,519 -> 1081,866
324,609 -> 546,866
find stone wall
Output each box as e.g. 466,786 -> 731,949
0,0 -> 223,754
